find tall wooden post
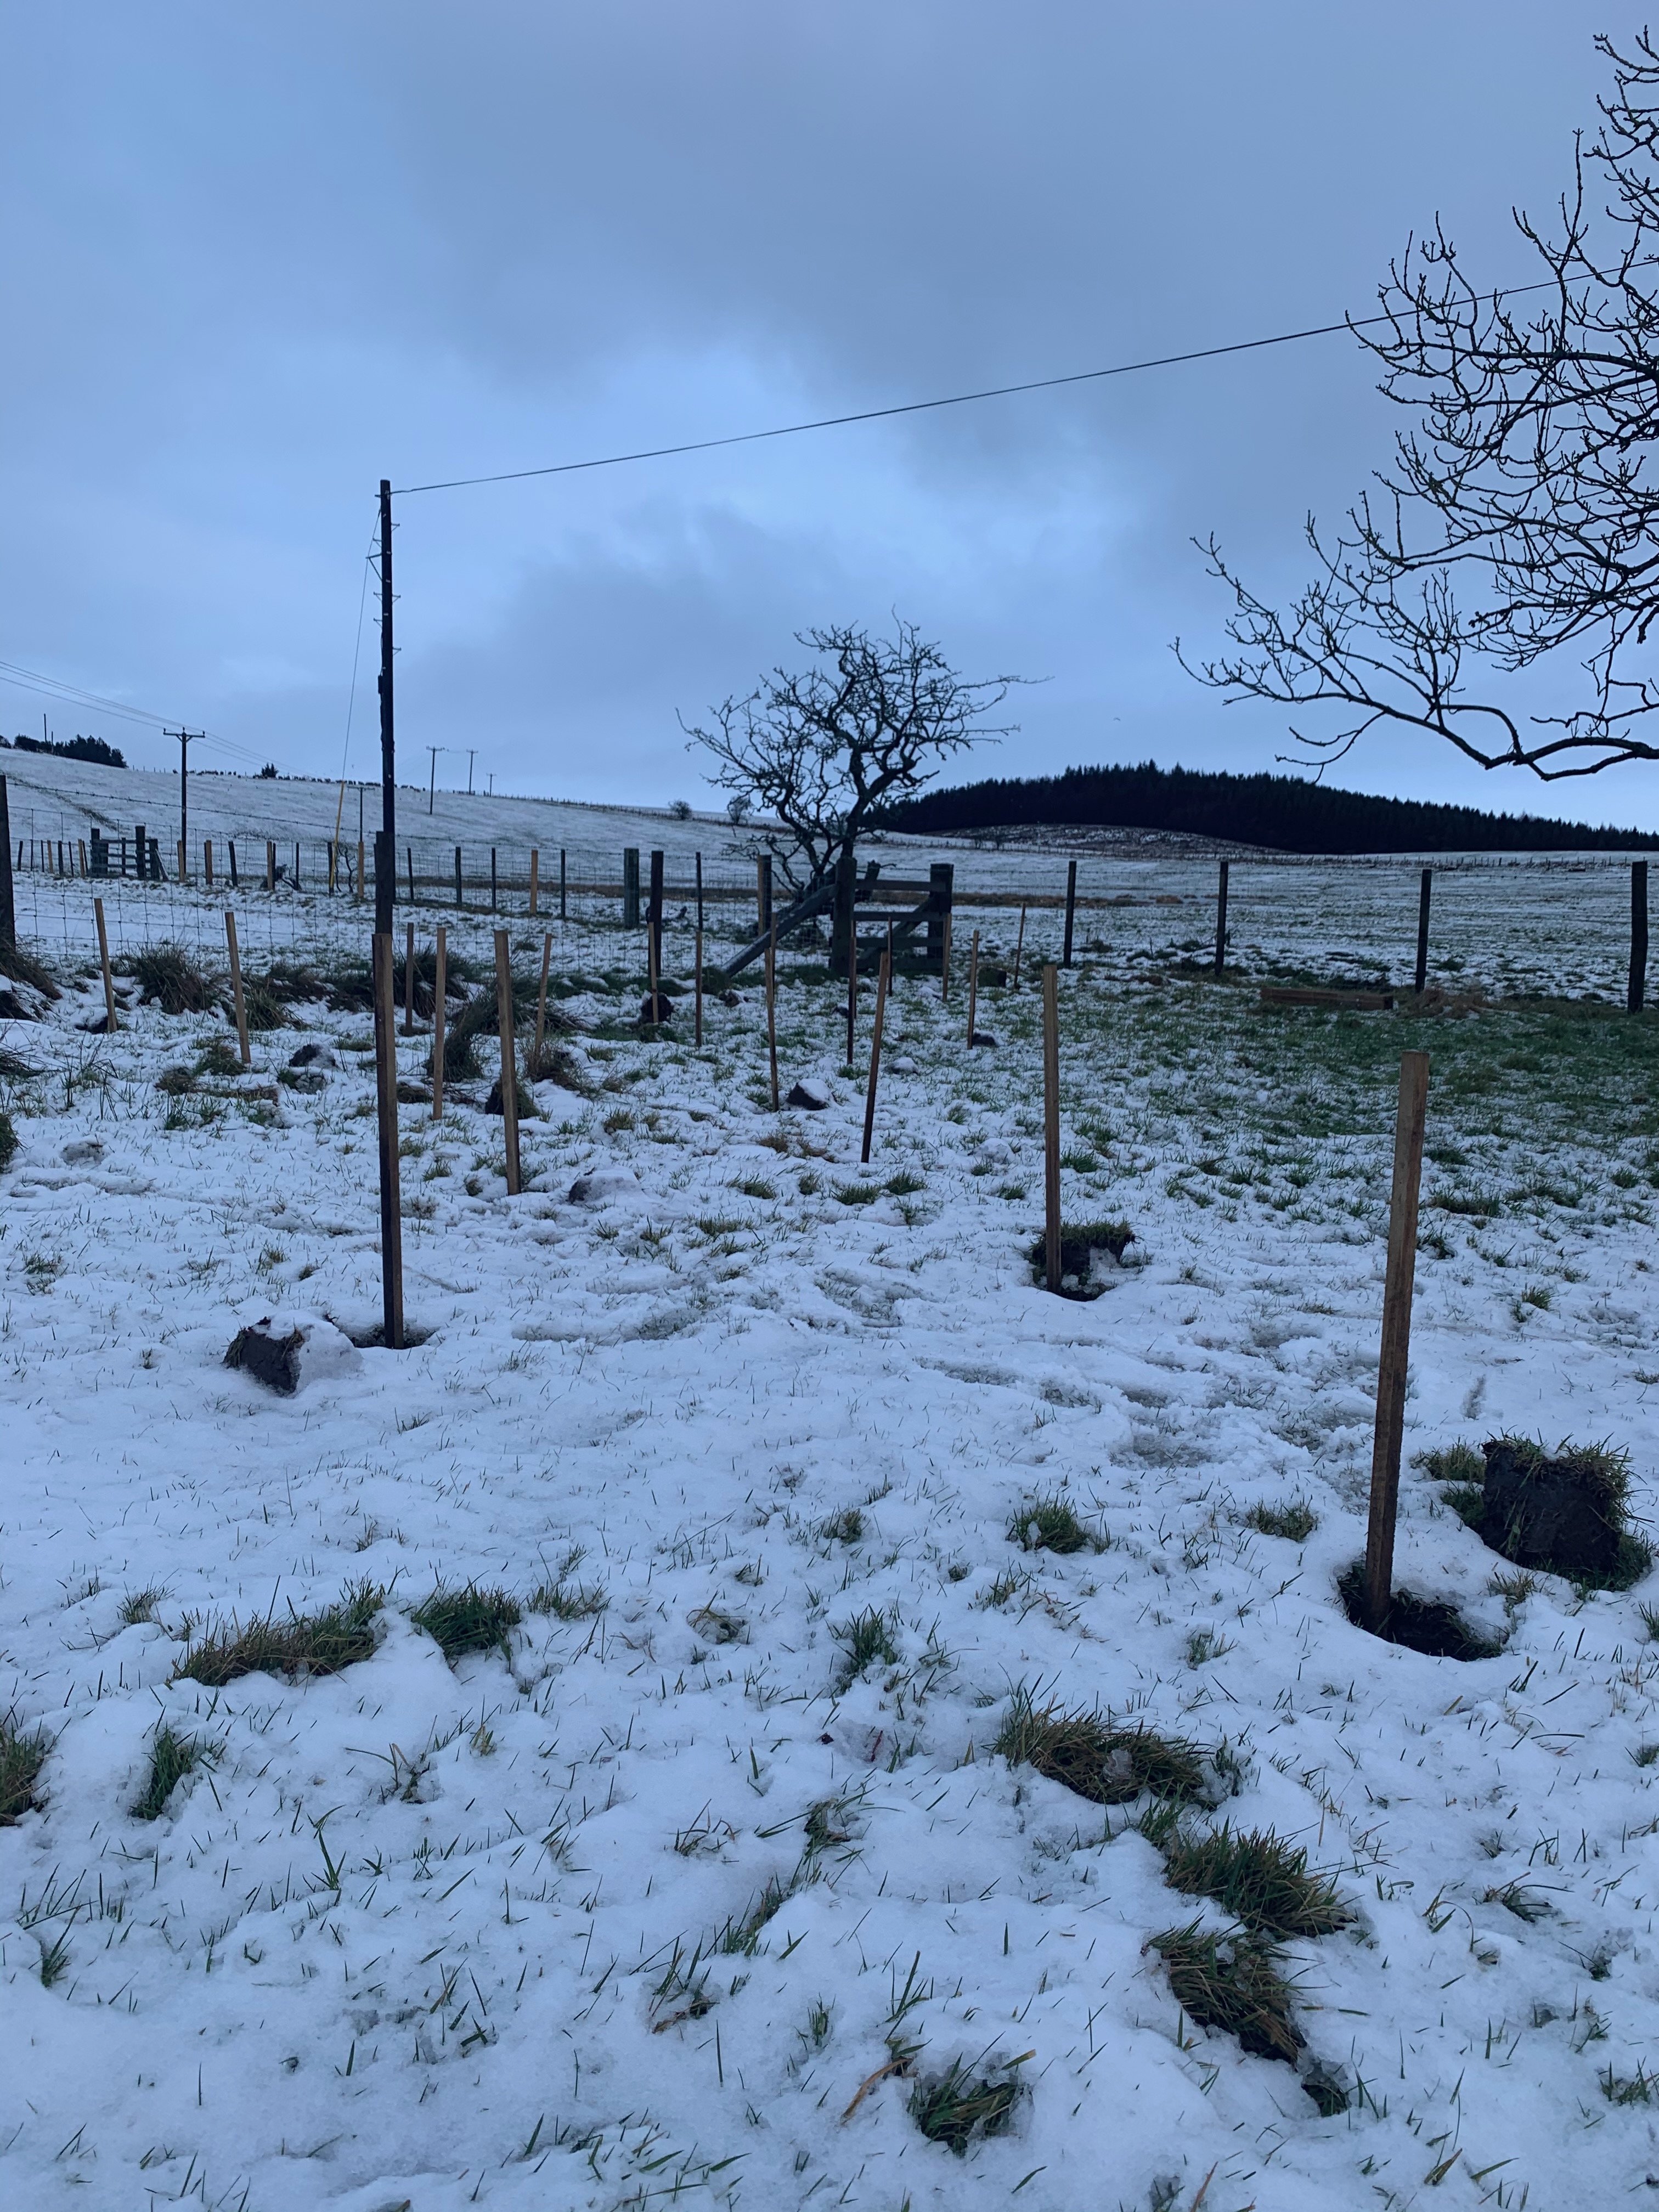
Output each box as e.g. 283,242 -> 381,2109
623,846 -> 640,928
966,929 -> 980,1044
356,839 -> 365,901
266,839 -> 275,893
408,845 -> 416,906
1012,900 -> 1026,991
695,850 -> 704,936
648,848 -> 665,986
926,862 -> 953,969
204,838 -> 213,889
765,923 -> 780,1110
228,839 -> 238,888
1062,859 -> 1077,968
376,477 -> 397,939
371,912 -> 405,1350
533,931 -> 552,1073
93,895 -> 117,1032
941,909 -> 952,1002
1415,867 -> 1433,995
756,854 -> 773,939
0,776 -> 13,944
403,922 -> 416,1034
225,911 -> 251,1067
1214,861 -> 1229,979
432,925 -> 447,1120
491,847 -> 498,912
1630,860 -> 1649,1014
529,848 -> 539,918
494,928 -> 521,1195
860,944 -> 890,1166
560,847 -> 567,921
454,846 -> 464,907
845,876 -> 858,1066
694,928 -> 704,1047
1362,1051 -> 1431,1633
1042,964 -> 1062,1294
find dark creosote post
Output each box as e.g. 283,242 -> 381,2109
376,479 -> 396,939
1214,860 -> 1229,979
1362,1050 -> 1430,1633
1415,867 -> 1432,995
371,896 -> 405,1351
1630,861 -> 1649,1014
1062,858 -> 1077,968
1042,963 -> 1062,1294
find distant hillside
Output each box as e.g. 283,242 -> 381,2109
878,761 -> 1659,854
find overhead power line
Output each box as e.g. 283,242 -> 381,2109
393,274 -> 1576,499
0,657 -> 258,763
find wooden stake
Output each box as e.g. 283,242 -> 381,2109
1630,860 -> 1649,1015
177,839 -> 187,884
648,902 -> 661,1019
1042,963 -> 1062,1294
93,895 -> 117,1034
1062,859 -> 1077,967
860,943 -> 890,1165
1213,860 -> 1229,979
529,848 -> 540,918
1012,901 -> 1027,991
432,924 -> 447,1120
78,837 -> 88,877
966,928 -> 980,1045
694,927 -> 704,1047
204,838 -> 213,889
494,928 -> 521,1195
1362,1049 -> 1431,1633
356,838 -> 365,902
533,930 -> 552,1073
266,839 -> 275,893
1415,866 -> 1433,996
845,894 -> 857,1066
941,909 -> 952,1002
225,910 -> 251,1066
371,931 -> 405,1349
765,922 -> 780,1110
403,922 -> 416,1035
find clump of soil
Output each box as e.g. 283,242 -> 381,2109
1027,1218 -> 1134,1299
1337,1563 -> 1505,1660
1477,1436 -> 1649,1588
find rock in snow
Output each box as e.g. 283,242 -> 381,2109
786,1077 -> 831,1110
223,1312 -> 363,1396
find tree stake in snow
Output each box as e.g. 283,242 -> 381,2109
1362,1049 -> 1430,1632
529,848 -> 540,918
1012,900 -> 1026,991
966,928 -> 980,1045
765,922 -> 780,1110
431,924 -> 447,1120
93,894 -> 116,1034
694,927 -> 704,1048
1042,964 -> 1062,1294
371,923 -> 405,1349
1214,860 -> 1229,979
860,941 -> 891,1166
403,923 -> 416,1035
225,911 -> 251,1067
533,930 -> 552,1073
494,929 -> 522,1195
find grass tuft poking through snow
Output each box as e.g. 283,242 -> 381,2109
1008,1492 -> 1101,1554
0,1712 -> 51,1824
132,1724 -> 218,1822
174,1579 -> 383,1685
1157,1822 -> 1351,1938
409,1583 -> 522,1662
1244,1498 -> 1318,1543
1151,1922 -> 1304,2062
832,1606 -> 898,1688
908,2051 -> 1028,2154
995,1687 -> 1208,1806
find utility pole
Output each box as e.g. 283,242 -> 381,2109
166,728 -> 201,870
428,746 -> 438,815
467,748 -> 476,795
376,479 -> 396,935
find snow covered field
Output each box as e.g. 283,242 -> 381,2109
3,865 -> 1659,2211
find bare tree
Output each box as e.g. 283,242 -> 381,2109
685,620 -> 1018,889
1183,31 -> 1659,781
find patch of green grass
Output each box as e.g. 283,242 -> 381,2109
1008,1492 -> 1098,1554
1026,1218 -> 1134,1296
995,1688 -> 1207,1807
820,1507 -> 866,1544
909,2054 -> 1026,2154
133,1724 -> 218,1821
832,1606 -> 898,1687
1485,1878 -> 1551,1923
132,943 -> 217,1014
695,1215 -> 747,1238
1184,1627 -> 1234,1666
732,1175 -> 776,1200
1159,1824 -> 1350,1938
1603,2061 -> 1659,2106
175,1581 -> 383,1685
832,1181 -> 881,1206
1151,1922 -> 1302,2062
884,1170 -> 926,1197
0,1110 -> 16,1172
119,1586 -> 168,1627
410,1584 -> 522,1662
1414,1441 -> 1486,1485
1245,1499 -> 1318,1543
717,1875 -> 791,1955
0,1713 -> 50,1823
528,1577 -> 608,1621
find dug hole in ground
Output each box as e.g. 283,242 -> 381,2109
2,860 -> 1658,2212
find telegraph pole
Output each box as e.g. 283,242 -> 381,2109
376,478 -> 396,935
428,745 -> 438,815
166,728 -> 202,870
467,748 -> 476,795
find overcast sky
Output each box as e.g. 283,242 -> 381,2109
5,2 -> 1655,823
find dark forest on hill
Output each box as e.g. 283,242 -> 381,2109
879,761 -> 1659,853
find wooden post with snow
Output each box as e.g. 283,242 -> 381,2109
371,915 -> 405,1350
1415,867 -> 1433,995
1012,900 -> 1027,991
403,923 -> 416,1035
533,930 -> 552,1074
1630,861 -> 1649,1014
966,929 -> 980,1045
860,941 -> 890,1166
694,927 -> 704,1047
432,924 -> 447,1120
1062,859 -> 1077,968
494,929 -> 521,1195
1213,861 -> 1229,979
765,922 -> 780,1110
1042,964 -> 1062,1294
225,911 -> 251,1067
93,895 -> 117,1033
1362,1050 -> 1430,1633
529,848 -> 539,918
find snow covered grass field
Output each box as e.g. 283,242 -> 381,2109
3,874 -> 1659,2210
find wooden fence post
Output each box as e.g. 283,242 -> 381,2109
403,922 -> 416,1035
966,929 -> 980,1044
927,861 -> 953,969
225,911 -> 251,1066
1042,964 -> 1062,1294
294,841 -> 301,892
93,895 -> 117,1032
228,839 -> 238,888
204,838 -> 213,889
694,928 -> 704,1047
455,845 -> 464,908
1012,900 -> 1026,991
765,922 -> 780,1110
649,849 -> 665,989
0,776 -> 13,944
1062,859 -> 1077,968
136,823 -> 146,884
529,848 -> 539,918
356,839 -> 365,902
408,845 -> 416,906
1630,860 -> 1649,1014
623,847 -> 640,927
1214,860 -> 1229,979
371,921 -> 405,1350
1415,866 -> 1433,995
77,837 -> 87,877
432,924 -> 447,1120
491,847 -> 498,912
647,896 -> 662,1020
533,930 -> 552,1073
695,850 -> 703,936
941,908 -> 952,1002
757,854 -> 773,940
560,847 -> 567,921
845,885 -> 858,1065
494,928 -> 521,1195
266,839 -> 275,893
860,942 -> 891,1166
177,838 -> 187,884
1362,1049 -> 1431,1633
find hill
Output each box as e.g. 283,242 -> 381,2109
879,760 -> 1659,854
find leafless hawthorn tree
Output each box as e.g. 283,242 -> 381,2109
684,620 -> 1018,890
1183,31 -> 1659,781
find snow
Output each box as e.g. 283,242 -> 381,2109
2,847 -> 1658,2210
